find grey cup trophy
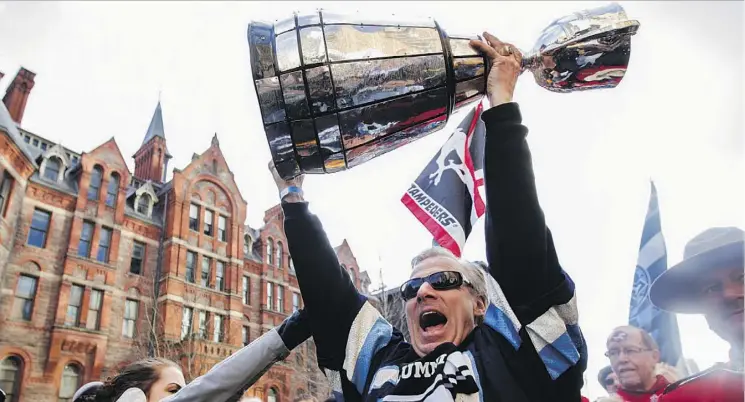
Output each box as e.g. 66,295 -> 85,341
248,3 -> 640,179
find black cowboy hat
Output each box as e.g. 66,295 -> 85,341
650,227 -> 744,313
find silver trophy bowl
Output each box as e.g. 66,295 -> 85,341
248,3 -> 640,179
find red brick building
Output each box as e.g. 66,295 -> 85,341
0,67 -> 371,402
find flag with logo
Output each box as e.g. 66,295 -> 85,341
401,101 -> 486,257
628,181 -> 686,371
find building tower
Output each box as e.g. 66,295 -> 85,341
133,101 -> 172,183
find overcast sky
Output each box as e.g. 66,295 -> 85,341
1,1 -> 742,399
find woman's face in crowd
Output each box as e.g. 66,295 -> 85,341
147,365 -> 185,402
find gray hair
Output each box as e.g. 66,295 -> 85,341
410,247 -> 488,320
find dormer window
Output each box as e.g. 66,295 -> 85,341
133,180 -> 158,218
39,145 -> 71,184
42,157 -> 61,182
137,194 -> 151,214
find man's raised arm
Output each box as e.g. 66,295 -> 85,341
268,163 -> 373,373
281,201 -> 367,369
471,34 -> 573,324
470,33 -> 586,397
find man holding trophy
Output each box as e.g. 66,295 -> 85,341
267,32 -> 586,401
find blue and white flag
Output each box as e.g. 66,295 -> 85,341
629,181 -> 686,370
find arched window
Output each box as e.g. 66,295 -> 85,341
43,157 -> 62,182
105,173 -> 120,207
267,387 -> 279,402
266,239 -> 274,265
58,364 -> 81,402
276,241 -> 283,269
137,194 -> 151,215
0,356 -> 23,402
87,165 -> 103,201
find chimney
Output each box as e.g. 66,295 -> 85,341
0,72 -> 5,81
2,67 -> 36,125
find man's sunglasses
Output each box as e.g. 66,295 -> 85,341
400,271 -> 470,301
603,376 -> 616,386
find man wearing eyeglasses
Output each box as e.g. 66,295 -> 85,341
268,32 -> 586,402
600,326 -> 669,402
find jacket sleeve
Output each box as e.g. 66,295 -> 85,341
480,103 -> 586,388
482,102 -> 575,323
160,310 -> 311,402
282,202 -> 396,396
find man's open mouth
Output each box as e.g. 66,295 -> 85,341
419,311 -> 448,332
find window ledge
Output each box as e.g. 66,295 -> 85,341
6,318 -> 35,326
53,324 -> 106,337
24,243 -> 46,250
67,253 -> 116,270
261,306 -> 289,317
182,280 -> 229,296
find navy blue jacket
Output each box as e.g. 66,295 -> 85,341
282,103 -> 587,401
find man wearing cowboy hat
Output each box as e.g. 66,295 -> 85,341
648,226 -> 744,401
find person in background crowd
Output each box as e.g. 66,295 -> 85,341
649,227 -> 744,401
91,358 -> 185,402
597,326 -> 670,401
598,365 -> 620,395
73,381 -> 104,401
269,30 -> 586,401
73,310 -> 312,402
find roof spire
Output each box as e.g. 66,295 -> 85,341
142,101 -> 165,145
